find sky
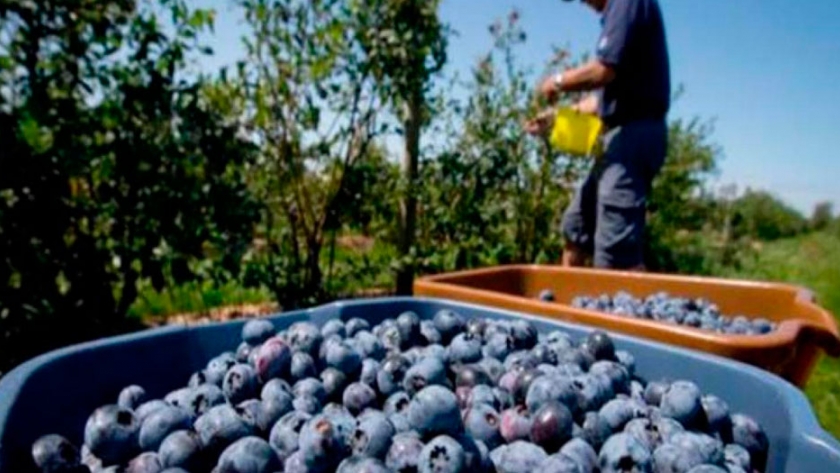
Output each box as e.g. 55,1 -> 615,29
197,0 -> 840,215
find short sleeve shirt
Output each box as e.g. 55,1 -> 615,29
597,0 -> 671,127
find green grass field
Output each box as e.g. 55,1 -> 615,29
723,230 -> 840,438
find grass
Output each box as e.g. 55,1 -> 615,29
720,229 -> 840,438
129,279 -> 274,321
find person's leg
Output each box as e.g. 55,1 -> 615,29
593,120 -> 667,270
559,163 -> 600,267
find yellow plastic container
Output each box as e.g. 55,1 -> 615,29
549,107 -> 603,157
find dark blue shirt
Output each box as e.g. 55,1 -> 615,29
597,0 -> 671,127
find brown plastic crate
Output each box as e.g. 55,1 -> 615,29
414,264 -> 840,386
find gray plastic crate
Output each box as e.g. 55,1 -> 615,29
1,297 -> 838,472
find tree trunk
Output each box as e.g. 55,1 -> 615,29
396,92 -> 422,295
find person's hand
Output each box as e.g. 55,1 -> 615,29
538,75 -> 560,102
523,108 -> 556,136
571,94 -> 599,115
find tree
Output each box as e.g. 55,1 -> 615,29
810,201 -> 834,232
0,0 -> 259,373
350,0 -> 448,295
227,0 -> 385,308
730,189 -> 807,241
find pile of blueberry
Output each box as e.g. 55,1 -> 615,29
31,310 -> 769,473
538,289 -> 778,336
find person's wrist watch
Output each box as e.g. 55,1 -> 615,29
553,73 -> 564,93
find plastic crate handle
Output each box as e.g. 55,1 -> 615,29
797,288 -> 840,357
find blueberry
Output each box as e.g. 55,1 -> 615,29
526,375 -> 580,415
164,387 -> 193,409
686,466 -> 728,473
643,380 -> 670,407
242,319 -> 275,345
466,317 -> 489,339
513,368 -> 543,404
559,348 -> 595,372
499,406 -> 532,443
598,433 -> 652,473
396,311 -> 423,346
389,413 -> 412,433
454,363 -> 492,388
466,385 -> 497,409
354,330 -> 387,361
404,356 -> 449,395
423,344 -> 449,363
407,385 -> 464,438
291,352 -> 318,381
445,332 -> 482,364
538,289 -> 556,302
299,415 -> 349,468
589,361 -> 631,395
534,453 -> 580,473
194,404 -> 256,456
118,385 -> 147,410
293,395 -> 323,415
489,440 -> 548,473
352,410 -> 395,459
223,364 -> 259,404
207,352 -> 238,381
31,434 -> 83,473
135,400 -> 170,424
125,452 -> 162,473
479,357 -> 506,384
599,399 -> 645,432
325,340 -> 363,376
421,320 -> 443,345
701,395 -> 733,442
433,310 -> 466,344
321,367 -> 350,402
322,319 -> 346,339
383,391 -> 411,416
504,350 -> 538,372
184,383 -> 225,417
346,318 -> 371,337
377,355 -> 412,397
509,320 -> 539,350
356,358 -> 380,388
216,436 -> 281,473
417,435 -> 466,473
261,378 -> 291,400
464,404 -> 504,449
660,381 -> 707,431
288,322 -> 323,356
337,456 -> 391,473
138,405 -> 193,451
582,330 -> 617,361
237,342 -> 254,363
653,442 -> 706,472
284,450 -> 321,473
723,444 -> 751,470
730,413 -> 768,471
323,403 -> 358,448
386,432 -> 425,471
578,412 -> 612,450
158,430 -> 205,471
84,405 -> 140,465
269,410 -> 312,455
573,374 -> 614,413
293,378 -> 328,404
380,323 -> 404,352
484,333 -> 515,360
254,336 -> 293,382
529,401 -> 574,453
343,382 -> 378,414
560,437 -> 597,473
624,418 -> 670,451
670,432 -> 725,466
